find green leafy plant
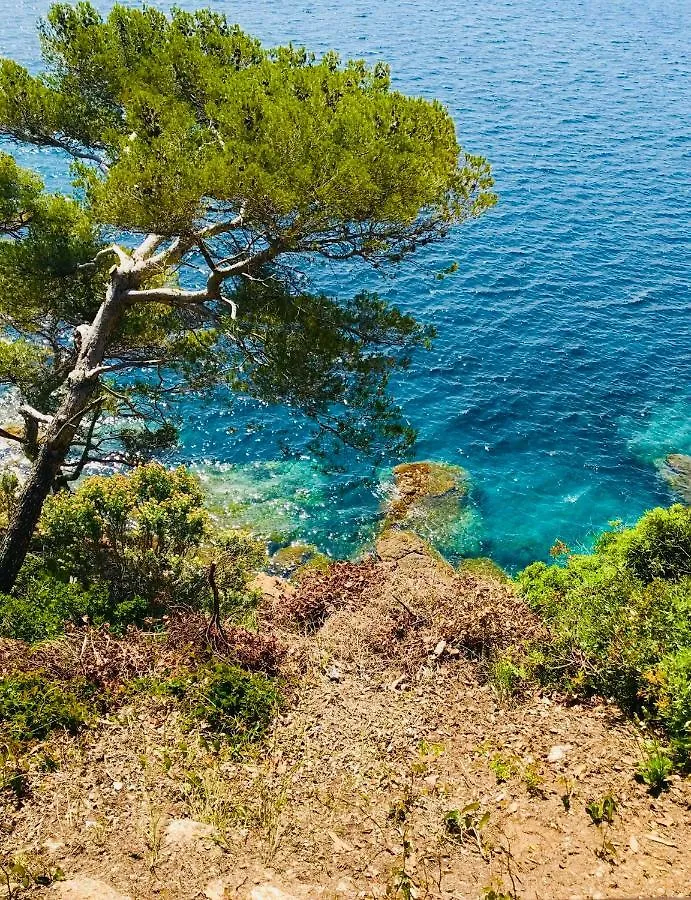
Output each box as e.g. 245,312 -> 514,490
585,793 -> 617,826
444,803 -> 491,858
559,775 -> 575,811
488,653 -> 527,701
481,888 -> 514,900
636,741 -> 674,795
0,854 -> 65,895
489,752 -> 517,783
156,662 -> 279,748
0,672 -> 91,745
0,742 -> 28,802
517,504 -> 691,763
522,762 -> 544,797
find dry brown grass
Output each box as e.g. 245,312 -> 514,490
3,535 -> 691,899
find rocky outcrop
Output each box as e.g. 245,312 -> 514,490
268,543 -> 329,579
383,461 -> 472,552
387,461 -> 466,522
660,453 -> 691,504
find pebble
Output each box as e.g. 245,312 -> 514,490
548,744 -> 571,763
52,879 -> 131,900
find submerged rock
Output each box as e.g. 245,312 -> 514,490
268,542 -> 329,579
383,461 -> 474,553
660,453 -> 691,504
388,461 -> 466,520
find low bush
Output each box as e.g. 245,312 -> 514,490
517,504 -> 691,762
39,463 -> 210,620
189,662 -> 279,743
134,662 -> 280,747
0,672 -> 91,744
0,565 -> 143,642
0,464 -> 266,642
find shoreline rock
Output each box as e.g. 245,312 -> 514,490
660,453 -> 691,504
382,461 -> 474,553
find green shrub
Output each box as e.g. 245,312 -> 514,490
488,652 -> 527,700
599,504 -> 691,583
0,672 -> 91,743
0,576 -> 91,643
517,505 -> 691,761
636,741 -> 674,795
0,465 -> 267,640
130,662 -> 279,747
0,562 -> 148,641
188,662 -> 279,744
38,463 -> 209,617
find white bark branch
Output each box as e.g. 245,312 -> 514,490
124,287 -> 210,306
87,359 -> 165,378
79,244 -> 131,273
133,234 -> 165,261
197,207 -> 245,239
18,404 -> 53,425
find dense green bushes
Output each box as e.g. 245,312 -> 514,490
39,464 -> 209,618
137,662 -> 280,746
0,662 -> 280,751
0,464 -> 280,756
0,463 -> 264,642
517,504 -> 691,762
185,662 -> 280,745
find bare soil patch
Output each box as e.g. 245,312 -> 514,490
3,531 -> 690,899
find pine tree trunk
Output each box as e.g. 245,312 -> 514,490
0,271 -> 130,593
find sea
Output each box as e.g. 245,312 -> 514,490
1,0 -> 690,570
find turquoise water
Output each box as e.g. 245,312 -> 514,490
2,0 -> 690,568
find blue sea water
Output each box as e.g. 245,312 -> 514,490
1,0 -> 690,568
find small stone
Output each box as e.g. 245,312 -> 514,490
547,744 -> 571,763
249,887 -> 300,900
433,639 -> 446,657
52,879 -> 131,900
112,781 -> 123,792
629,835 -> 640,853
204,878 -> 226,900
327,666 -> 341,682
162,818 -> 216,847
43,837 -> 64,853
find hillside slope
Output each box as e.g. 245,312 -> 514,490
3,530 -> 690,899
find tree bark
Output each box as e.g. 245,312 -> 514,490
0,269 -> 131,593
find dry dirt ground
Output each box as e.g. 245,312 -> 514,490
2,530 -> 690,900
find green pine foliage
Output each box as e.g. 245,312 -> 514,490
0,3 -> 496,478
517,504 -> 691,762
